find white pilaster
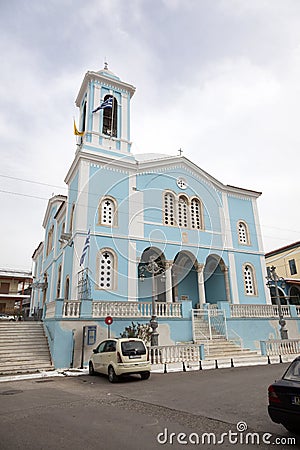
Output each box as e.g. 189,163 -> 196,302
196,263 -> 206,306
165,261 -> 173,303
228,253 -> 239,304
252,198 -> 264,252
221,192 -> 233,249
128,241 -> 137,301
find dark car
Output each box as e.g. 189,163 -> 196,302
268,356 -> 300,434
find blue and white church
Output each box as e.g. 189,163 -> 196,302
32,65 -> 294,369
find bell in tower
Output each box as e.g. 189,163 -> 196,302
75,63 -> 136,156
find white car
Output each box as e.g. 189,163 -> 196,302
89,338 -> 151,382
0,313 -> 16,321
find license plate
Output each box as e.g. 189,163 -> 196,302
292,396 -> 300,405
129,355 -> 141,359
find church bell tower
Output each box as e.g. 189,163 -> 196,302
75,63 -> 136,156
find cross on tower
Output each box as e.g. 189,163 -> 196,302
178,148 -> 183,156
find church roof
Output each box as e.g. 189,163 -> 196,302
97,62 -> 120,81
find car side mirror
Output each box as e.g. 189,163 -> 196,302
93,349 -> 97,354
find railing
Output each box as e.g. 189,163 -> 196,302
227,329 -> 243,348
150,344 -> 201,364
45,301 -> 56,319
192,309 -> 227,340
230,304 -> 291,318
92,301 -> 182,318
261,339 -> 300,356
63,301 -> 81,318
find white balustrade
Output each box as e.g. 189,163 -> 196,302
150,344 -> 200,364
63,301 -> 81,318
230,304 -> 291,318
92,301 -> 182,318
264,339 -> 300,356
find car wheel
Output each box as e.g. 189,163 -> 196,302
108,366 -> 118,383
140,371 -> 150,380
89,361 -> 95,375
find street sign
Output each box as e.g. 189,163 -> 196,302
105,316 -> 113,325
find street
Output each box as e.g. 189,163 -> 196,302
0,363 -> 299,449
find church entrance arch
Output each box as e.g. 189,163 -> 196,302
172,251 -> 199,308
204,255 -> 229,304
138,247 -> 166,303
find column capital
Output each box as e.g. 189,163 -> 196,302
196,263 -> 204,273
165,260 -> 173,269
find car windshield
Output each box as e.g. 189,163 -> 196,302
283,359 -> 300,382
121,341 -> 146,356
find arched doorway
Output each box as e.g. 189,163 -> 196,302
289,285 -> 300,305
172,251 -> 198,307
204,255 -> 228,304
138,247 -> 166,302
269,286 -> 287,305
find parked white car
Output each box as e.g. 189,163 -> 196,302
89,338 -> 151,382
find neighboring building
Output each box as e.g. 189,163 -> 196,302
265,242 -> 300,305
31,64 -> 278,368
0,268 -> 32,316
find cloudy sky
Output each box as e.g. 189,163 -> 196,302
1,0 -> 300,270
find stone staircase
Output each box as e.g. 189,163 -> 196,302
0,322 -> 53,375
193,315 -> 259,359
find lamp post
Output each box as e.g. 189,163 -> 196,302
139,255 -> 166,346
266,266 -> 288,340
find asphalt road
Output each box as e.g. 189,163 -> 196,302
0,363 -> 299,450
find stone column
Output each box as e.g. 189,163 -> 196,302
222,266 -> 232,303
165,261 -> 173,303
196,263 -> 206,306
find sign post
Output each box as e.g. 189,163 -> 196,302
105,316 -> 113,338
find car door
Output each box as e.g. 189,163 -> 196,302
93,341 -> 107,373
102,340 -> 117,373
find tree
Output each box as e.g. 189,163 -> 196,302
120,322 -> 151,345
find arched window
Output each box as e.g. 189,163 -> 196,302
65,276 -> 70,300
102,95 -> 118,137
190,197 -> 203,230
243,264 -> 257,296
96,249 -> 116,290
57,265 -> 62,298
238,221 -> 250,245
178,195 -> 189,228
46,225 -> 54,257
163,192 -> 176,226
60,222 -> 65,248
98,197 -> 117,226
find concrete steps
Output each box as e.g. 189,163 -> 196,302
0,322 -> 53,375
193,316 -> 259,359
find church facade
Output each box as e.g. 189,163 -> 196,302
31,65 -> 272,368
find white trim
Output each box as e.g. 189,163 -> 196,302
228,253 -> 239,304
221,193 -> 233,249
252,198 -> 264,252
128,174 -> 144,238
128,241 -> 137,301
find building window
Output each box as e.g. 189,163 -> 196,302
238,221 -> 250,245
289,259 -> 297,276
0,282 -> 10,294
69,204 -> 75,233
163,192 -> 176,226
96,249 -> 116,290
190,197 -> 203,230
57,265 -> 62,298
46,225 -> 54,257
98,197 -> 117,226
243,264 -> 257,296
64,276 -> 70,300
102,95 -> 117,137
178,195 -> 189,228
60,222 -> 65,248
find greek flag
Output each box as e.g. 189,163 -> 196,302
80,229 -> 90,266
92,97 -> 113,113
